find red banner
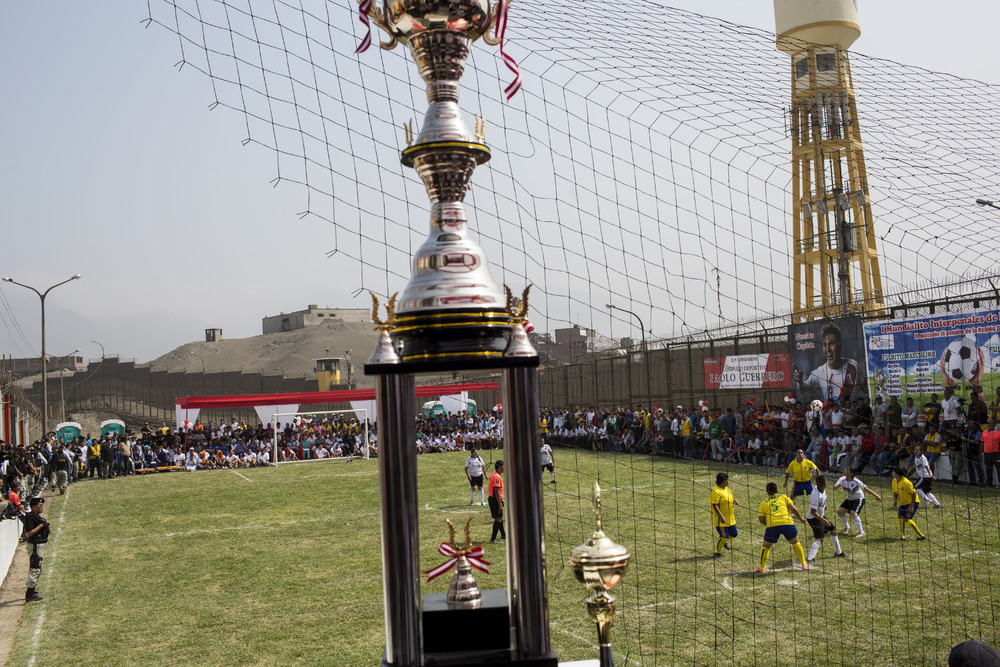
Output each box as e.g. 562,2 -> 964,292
704,354 -> 792,390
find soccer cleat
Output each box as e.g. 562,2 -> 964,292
916,536 -> 926,541
806,558 -> 815,563
470,501 -> 475,506
713,552 -> 723,559
755,567 -> 766,574
490,539 -> 500,544
934,504 -> 943,509
833,552 -> 847,558
855,531 -> 866,538
899,537 -> 906,541
724,542 -> 731,550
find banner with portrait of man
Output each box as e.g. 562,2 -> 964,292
788,317 -> 868,406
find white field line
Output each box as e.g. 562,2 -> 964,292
423,502 -> 486,515
634,549 -> 999,610
553,625 -> 643,667
229,469 -> 254,483
27,488 -> 71,667
103,510 -> 381,544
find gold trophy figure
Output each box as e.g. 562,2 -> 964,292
569,482 -> 631,667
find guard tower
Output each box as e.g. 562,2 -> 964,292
774,0 -> 885,322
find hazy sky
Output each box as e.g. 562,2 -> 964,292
1,1 -> 997,364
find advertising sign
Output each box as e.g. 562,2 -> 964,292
788,317 -> 868,405
863,309 -> 999,402
704,353 -> 792,390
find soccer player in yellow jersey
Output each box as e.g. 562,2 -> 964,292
784,449 -> 819,500
891,467 -> 926,541
756,481 -> 809,573
710,472 -> 740,557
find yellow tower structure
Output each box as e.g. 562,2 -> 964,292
774,0 -> 884,322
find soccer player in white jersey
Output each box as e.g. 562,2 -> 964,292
834,467 -> 882,537
540,439 -> 555,484
465,448 -> 487,505
806,475 -> 847,562
909,445 -> 943,508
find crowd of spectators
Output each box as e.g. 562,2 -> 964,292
5,386 -> 999,504
540,387 -> 1000,486
1,408 -> 505,500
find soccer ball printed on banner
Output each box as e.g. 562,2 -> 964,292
810,399 -> 824,412
942,336 -> 982,383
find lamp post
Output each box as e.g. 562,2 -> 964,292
976,198 -> 999,210
48,349 -> 80,423
90,339 -> 105,359
606,304 -> 649,409
2,274 -> 82,437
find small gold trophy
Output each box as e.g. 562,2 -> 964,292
425,519 -> 490,609
569,482 -> 631,667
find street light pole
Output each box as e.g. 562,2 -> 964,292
48,349 -> 80,423
606,304 -> 650,409
2,274 -> 81,438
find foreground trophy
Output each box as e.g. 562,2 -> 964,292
569,483 -> 631,667
360,2 -> 554,665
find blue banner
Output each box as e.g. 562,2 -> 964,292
863,309 -> 1000,402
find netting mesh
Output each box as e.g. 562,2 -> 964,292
143,0 -> 1000,663
145,0 -> 1000,338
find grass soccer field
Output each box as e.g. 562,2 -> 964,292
8,449 -> 1000,666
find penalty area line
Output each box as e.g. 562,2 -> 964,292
230,470 -> 254,483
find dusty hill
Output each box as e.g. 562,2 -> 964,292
148,320 -> 378,386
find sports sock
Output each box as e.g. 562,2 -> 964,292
471,488 -> 476,504
840,514 -> 850,531
907,519 -> 924,538
491,523 -> 500,541
853,515 -> 864,533
926,492 -> 940,506
759,546 -> 770,569
793,542 -> 806,565
715,537 -> 727,554
898,517 -> 907,537
831,534 -> 842,554
808,541 -> 821,560
479,489 -> 486,504
916,489 -> 929,503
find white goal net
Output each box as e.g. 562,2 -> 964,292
269,409 -> 370,464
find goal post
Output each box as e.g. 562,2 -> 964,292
269,409 -> 370,464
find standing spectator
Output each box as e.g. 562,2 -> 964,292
23,496 -> 50,602
100,438 -> 115,479
50,445 -> 70,494
924,393 -> 942,429
873,396 -> 887,429
901,397 -> 919,431
941,387 -> 962,432
885,396 -> 903,431
982,421 -> 1000,488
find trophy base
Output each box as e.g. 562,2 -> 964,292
420,590 -> 558,666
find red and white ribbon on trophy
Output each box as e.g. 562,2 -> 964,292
354,0 -> 373,54
424,542 -> 491,582
494,0 -> 521,100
